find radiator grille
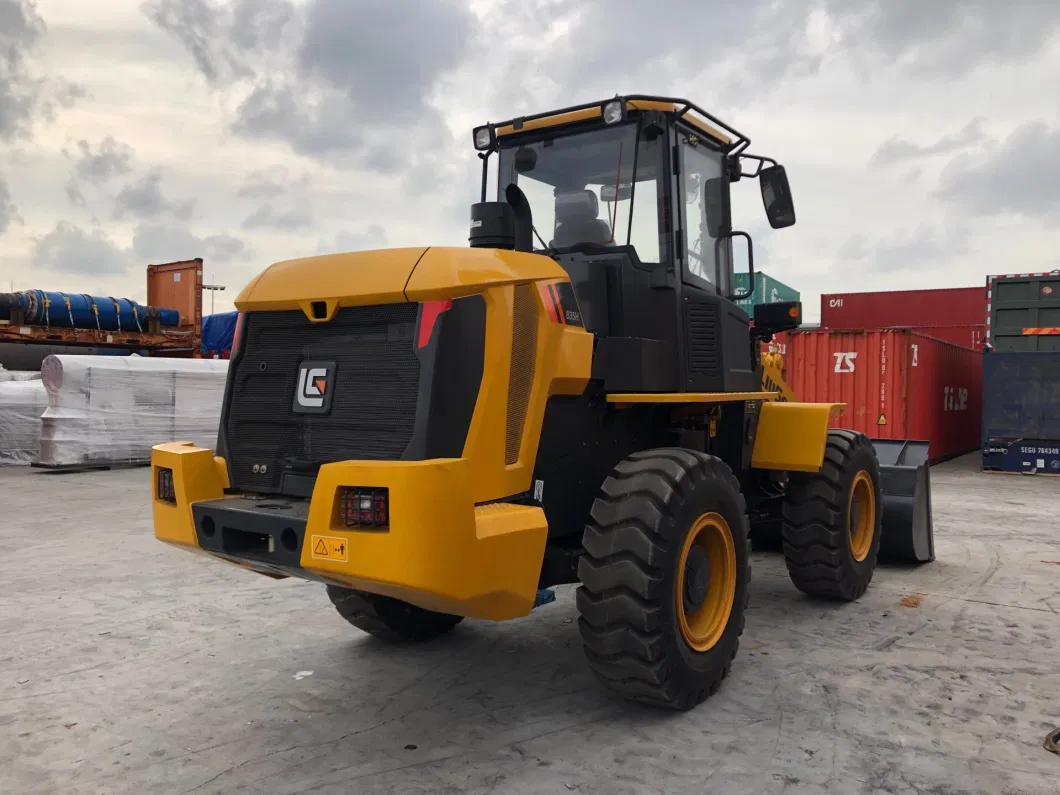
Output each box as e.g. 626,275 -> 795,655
686,303 -> 721,376
505,284 -> 538,465
225,304 -> 421,492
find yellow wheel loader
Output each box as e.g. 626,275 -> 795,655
152,95 -> 934,711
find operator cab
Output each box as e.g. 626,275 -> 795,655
470,95 -> 797,395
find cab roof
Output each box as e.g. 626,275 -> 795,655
485,94 -> 750,152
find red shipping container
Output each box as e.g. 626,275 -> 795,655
785,329 -> 983,463
820,286 -> 986,331
761,330 -> 791,355
901,324 -> 986,350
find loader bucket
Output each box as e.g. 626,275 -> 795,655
871,439 -> 935,564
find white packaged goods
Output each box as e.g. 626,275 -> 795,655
0,380 -> 48,465
0,365 -> 41,382
36,355 -> 229,468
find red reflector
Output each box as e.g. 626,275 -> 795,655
417,299 -> 452,348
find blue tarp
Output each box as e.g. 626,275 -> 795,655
202,311 -> 239,354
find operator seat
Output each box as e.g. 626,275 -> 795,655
551,190 -> 614,248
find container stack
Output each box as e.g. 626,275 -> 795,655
735,271 -> 800,313
981,271 -> 1060,475
779,284 -> 988,464
785,329 -> 983,464
820,286 -> 986,349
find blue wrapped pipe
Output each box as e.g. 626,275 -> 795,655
0,290 -> 180,331
201,310 -> 239,354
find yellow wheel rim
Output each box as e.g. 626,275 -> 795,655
676,512 -> 737,653
848,471 -> 876,562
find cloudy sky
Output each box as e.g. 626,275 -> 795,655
1,0 -> 1059,319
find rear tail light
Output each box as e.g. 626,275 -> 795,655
339,487 -> 389,528
157,468 -> 176,503
232,312 -> 246,354
417,299 -> 452,348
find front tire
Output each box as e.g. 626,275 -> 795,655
781,430 -> 883,601
326,586 -> 463,642
575,448 -> 750,711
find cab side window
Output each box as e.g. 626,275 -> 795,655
680,133 -> 728,294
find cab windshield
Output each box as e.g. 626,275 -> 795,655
496,123 -> 667,263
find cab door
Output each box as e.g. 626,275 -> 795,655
674,126 -> 755,393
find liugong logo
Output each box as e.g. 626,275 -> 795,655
292,361 -> 336,414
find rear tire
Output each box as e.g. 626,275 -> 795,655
326,586 -> 463,642
781,430 -> 883,601
575,448 -> 750,711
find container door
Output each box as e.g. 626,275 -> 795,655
786,329 -> 909,439
989,274 -> 1060,352
147,261 -> 203,331
906,333 -> 983,462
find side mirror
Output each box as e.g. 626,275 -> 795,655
702,177 -> 725,239
600,184 -> 632,202
721,231 -> 754,302
760,165 -> 795,229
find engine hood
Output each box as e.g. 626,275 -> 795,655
234,247 -> 429,311
234,246 -> 567,314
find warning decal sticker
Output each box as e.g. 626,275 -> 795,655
877,414 -> 887,426
310,535 -> 348,563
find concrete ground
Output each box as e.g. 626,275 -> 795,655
1,454 -> 1058,795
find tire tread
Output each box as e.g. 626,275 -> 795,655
327,586 -> 463,642
781,430 -> 883,601
576,448 -> 750,711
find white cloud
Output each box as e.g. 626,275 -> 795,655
112,168 -> 195,221
29,218 -> 253,280
315,224 -> 387,255
129,221 -> 252,264
32,220 -> 130,275
0,0 -> 1059,323
0,174 -> 21,234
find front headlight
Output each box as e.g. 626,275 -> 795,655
473,125 -> 494,150
602,99 -> 625,124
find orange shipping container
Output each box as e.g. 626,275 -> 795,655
147,259 -> 204,332
785,329 -> 983,463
